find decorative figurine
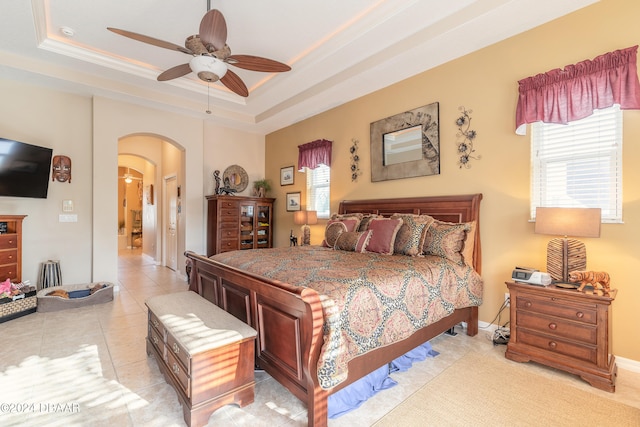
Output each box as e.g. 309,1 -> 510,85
568,270 -> 611,295
52,155 -> 72,183
218,176 -> 237,195
289,230 -> 298,246
213,170 -> 221,194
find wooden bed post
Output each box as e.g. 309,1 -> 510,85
300,287 -> 330,427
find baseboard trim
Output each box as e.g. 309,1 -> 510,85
615,356 -> 640,373
477,321 -> 640,372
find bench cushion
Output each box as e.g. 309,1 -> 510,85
146,291 -> 257,356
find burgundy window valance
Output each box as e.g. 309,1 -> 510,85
298,139 -> 332,170
515,45 -> 640,135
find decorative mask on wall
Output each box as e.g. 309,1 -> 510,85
52,155 -> 72,183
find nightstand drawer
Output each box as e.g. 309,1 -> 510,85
516,294 -> 597,324
517,311 -> 597,344
518,329 -> 597,364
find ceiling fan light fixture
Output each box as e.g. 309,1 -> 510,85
189,55 -> 227,82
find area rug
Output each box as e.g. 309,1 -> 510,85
373,352 -> 640,427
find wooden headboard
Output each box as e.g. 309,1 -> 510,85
338,194 -> 483,273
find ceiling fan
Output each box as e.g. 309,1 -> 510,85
119,167 -> 142,183
107,7 -> 291,97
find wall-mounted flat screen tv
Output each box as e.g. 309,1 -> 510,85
0,137 -> 53,199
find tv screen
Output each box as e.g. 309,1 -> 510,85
0,138 -> 53,199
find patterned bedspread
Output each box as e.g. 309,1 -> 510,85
211,246 -> 483,389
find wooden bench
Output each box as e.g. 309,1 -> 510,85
145,291 -> 257,427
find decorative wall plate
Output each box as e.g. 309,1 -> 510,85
223,165 -> 249,193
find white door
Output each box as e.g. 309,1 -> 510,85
165,176 -> 178,271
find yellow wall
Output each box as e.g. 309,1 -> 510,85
265,0 -> 640,362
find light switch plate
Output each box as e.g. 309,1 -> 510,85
59,214 -> 78,222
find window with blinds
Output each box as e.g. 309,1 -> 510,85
531,105 -> 622,222
306,164 -> 331,219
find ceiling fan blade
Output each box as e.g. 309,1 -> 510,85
108,27 -> 193,55
199,9 -> 227,51
227,55 -> 291,72
220,69 -> 249,97
157,63 -> 193,81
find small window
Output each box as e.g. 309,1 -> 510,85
531,105 -> 622,223
306,164 -> 330,219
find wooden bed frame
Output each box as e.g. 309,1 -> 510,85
185,193 -> 482,426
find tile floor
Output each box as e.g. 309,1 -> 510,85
1,249 -> 639,426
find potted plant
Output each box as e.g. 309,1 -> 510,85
253,179 -> 271,197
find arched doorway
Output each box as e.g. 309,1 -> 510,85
117,134 -> 185,270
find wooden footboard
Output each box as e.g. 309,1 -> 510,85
186,250 -> 330,424
186,193 -> 482,426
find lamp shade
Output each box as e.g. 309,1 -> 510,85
294,210 -> 317,225
535,207 -> 601,238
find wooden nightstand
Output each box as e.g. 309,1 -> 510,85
505,281 -> 617,392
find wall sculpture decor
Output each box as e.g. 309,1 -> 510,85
455,106 -> 480,169
370,102 -> 439,182
349,138 -> 362,182
51,155 -> 72,183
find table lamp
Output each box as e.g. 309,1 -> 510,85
293,210 -> 317,246
534,207 -> 601,283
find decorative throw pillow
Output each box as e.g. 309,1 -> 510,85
365,217 -> 404,255
422,220 -> 472,265
357,214 -> 381,232
461,220 -> 477,267
334,230 -> 372,252
391,214 -> 435,256
322,219 -> 360,247
330,213 -> 363,230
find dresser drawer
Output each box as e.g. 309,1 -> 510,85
166,346 -> 191,397
148,323 -> 165,357
219,200 -> 239,210
219,228 -> 237,240
517,311 -> 597,344
219,239 -> 239,252
516,294 -> 597,324
166,331 -> 190,374
518,329 -> 597,364
220,208 -> 240,218
0,264 -> 17,281
0,234 -> 18,250
149,311 -> 165,336
0,249 -> 17,265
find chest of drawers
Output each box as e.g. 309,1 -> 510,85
0,215 -> 26,282
146,291 -> 257,426
206,195 -> 275,256
505,281 -> 616,392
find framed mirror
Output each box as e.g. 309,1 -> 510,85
370,102 -> 440,182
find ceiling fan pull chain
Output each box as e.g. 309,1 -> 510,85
206,83 -> 212,114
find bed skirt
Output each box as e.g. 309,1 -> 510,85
328,341 -> 438,418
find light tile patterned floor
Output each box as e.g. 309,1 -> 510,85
0,249 -> 638,426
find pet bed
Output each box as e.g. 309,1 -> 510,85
37,282 -> 114,312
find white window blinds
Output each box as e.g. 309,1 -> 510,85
531,105 -> 622,222
306,164 -> 330,219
